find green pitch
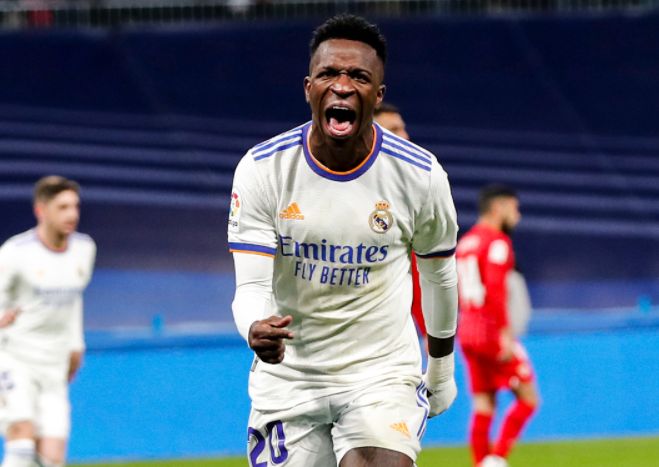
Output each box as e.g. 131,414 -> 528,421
72,436 -> 659,467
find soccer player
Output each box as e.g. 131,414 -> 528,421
229,14 -> 459,467
0,176 -> 96,467
374,103 -> 425,339
456,185 -> 539,467
374,102 -> 409,140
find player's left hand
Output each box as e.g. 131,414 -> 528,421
68,351 -> 84,382
498,328 -> 514,362
0,308 -> 20,328
424,377 -> 457,418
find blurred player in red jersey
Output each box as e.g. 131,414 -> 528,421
456,185 -> 539,467
374,103 -> 426,340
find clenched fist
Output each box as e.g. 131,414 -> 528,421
248,315 -> 294,364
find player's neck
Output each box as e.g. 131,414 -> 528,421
36,224 -> 69,252
477,216 -> 503,233
309,125 -> 374,172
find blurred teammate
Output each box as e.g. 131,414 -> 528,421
229,14 -> 459,467
374,102 -> 409,140
374,103 -> 425,339
456,185 -> 539,467
0,176 -> 96,467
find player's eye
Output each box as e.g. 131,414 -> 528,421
317,69 -> 338,79
351,72 -> 370,83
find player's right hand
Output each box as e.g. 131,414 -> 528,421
0,308 -> 19,328
497,328 -> 514,362
425,377 -> 458,418
248,315 -> 294,364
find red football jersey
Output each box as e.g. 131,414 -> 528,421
456,223 -> 514,354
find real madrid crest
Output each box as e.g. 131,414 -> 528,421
369,200 -> 393,234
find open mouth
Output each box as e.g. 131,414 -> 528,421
325,106 -> 357,137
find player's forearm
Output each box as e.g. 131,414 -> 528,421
232,253 -> 274,341
417,256 -> 458,344
417,256 -> 458,396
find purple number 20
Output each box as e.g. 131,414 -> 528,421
248,420 -> 289,466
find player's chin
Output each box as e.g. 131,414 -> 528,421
60,225 -> 77,235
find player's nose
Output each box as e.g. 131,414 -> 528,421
330,73 -> 355,96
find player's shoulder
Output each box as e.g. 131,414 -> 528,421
71,232 -> 95,246
1,229 -> 39,251
378,125 -> 440,175
248,123 -> 306,163
69,232 -> 96,257
458,224 -> 501,255
457,227 -> 480,254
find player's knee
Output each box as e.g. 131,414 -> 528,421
516,383 -> 540,408
6,420 -> 36,440
473,394 -> 496,415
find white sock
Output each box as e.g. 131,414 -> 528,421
2,439 -> 36,467
36,456 -> 64,467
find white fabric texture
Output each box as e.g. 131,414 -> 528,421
228,122 -> 459,411
0,229 -> 95,370
231,253 -> 274,340
423,353 -> 457,417
416,256 -> 458,339
1,439 -> 35,467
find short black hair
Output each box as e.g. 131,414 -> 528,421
310,14 -> 387,65
34,175 -> 80,203
374,102 -> 400,116
478,184 -> 518,215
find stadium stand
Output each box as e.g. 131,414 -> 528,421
1,14 -> 658,293
1,4 -> 658,463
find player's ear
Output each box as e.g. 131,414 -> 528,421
376,84 -> 386,107
303,76 -> 311,103
33,202 -> 44,222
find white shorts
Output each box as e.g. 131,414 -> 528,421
0,354 -> 70,439
246,380 -> 429,466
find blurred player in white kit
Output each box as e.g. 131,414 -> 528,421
229,14 -> 460,467
0,176 -> 96,467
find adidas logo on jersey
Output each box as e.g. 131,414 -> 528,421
390,422 -> 411,439
280,202 -> 304,220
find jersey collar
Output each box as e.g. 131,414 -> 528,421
302,121 -> 382,182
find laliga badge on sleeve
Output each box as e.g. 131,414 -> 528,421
228,191 -> 241,233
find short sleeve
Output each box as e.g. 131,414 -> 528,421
87,238 -> 97,284
0,241 -> 18,309
412,165 -> 458,258
227,154 -> 278,257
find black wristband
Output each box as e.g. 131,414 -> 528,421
427,334 -> 455,358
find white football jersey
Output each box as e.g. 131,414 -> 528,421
0,229 -> 96,373
229,122 -> 458,410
